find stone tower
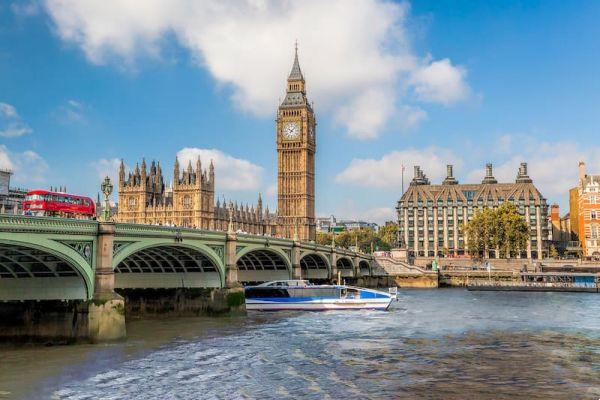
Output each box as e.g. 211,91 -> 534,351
276,45 -> 316,241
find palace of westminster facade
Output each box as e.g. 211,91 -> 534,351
116,47 -> 316,241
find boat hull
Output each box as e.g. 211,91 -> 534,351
246,298 -> 392,311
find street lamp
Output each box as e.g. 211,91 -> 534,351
227,202 -> 234,234
100,176 -> 113,222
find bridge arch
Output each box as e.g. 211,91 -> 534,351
0,239 -> 93,300
236,247 -> 292,283
113,242 -> 225,289
358,260 -> 371,276
336,256 -> 355,278
300,252 -> 331,280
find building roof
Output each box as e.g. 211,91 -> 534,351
288,45 -> 303,81
281,92 -> 307,107
399,163 -> 547,207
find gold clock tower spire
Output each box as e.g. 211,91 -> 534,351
276,44 -> 316,241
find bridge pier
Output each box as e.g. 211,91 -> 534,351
330,250 -> 339,283
225,232 -> 240,287
88,222 -> 126,342
292,242 -> 302,280
353,256 -> 362,278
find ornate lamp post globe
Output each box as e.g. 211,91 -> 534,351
100,176 -> 113,221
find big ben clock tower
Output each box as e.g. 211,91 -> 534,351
276,45 -> 316,241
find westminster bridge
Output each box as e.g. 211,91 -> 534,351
0,215 -> 375,342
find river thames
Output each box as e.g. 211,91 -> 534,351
0,289 -> 598,399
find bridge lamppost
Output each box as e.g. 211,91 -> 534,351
227,202 -> 234,234
100,176 -> 113,222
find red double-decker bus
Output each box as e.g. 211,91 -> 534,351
22,190 -> 96,219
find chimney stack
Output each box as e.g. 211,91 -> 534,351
411,166 -> 429,185
482,163 -> 498,184
519,162 -> 527,177
550,204 -> 560,222
443,164 -> 458,185
579,161 -> 586,182
516,161 -> 533,183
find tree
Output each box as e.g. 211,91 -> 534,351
493,203 -> 529,258
549,244 -> 559,259
316,232 -> 333,246
464,207 -> 495,258
378,222 -> 398,250
464,203 -> 529,259
316,224 -> 399,253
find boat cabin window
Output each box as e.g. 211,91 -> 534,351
341,288 -> 361,299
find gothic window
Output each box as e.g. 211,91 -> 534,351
183,195 -> 191,209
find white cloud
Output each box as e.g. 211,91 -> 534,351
55,99 -> 87,124
466,141 -> 600,205
176,147 -> 262,192
0,126 -> 33,138
0,146 -> 48,184
0,103 -> 18,118
361,207 -> 396,224
322,197 -> 395,224
0,145 -> 14,170
397,105 -> 427,130
410,58 -> 470,105
335,88 -> 395,140
0,102 -> 32,138
43,0 -> 470,139
496,134 -> 513,154
91,157 -> 122,185
335,147 -> 461,188
265,183 -> 277,197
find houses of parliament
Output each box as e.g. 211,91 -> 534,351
116,46 -> 316,241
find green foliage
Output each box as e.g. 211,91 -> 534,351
227,291 -> 245,308
315,224 -> 399,253
378,223 -> 398,249
316,232 -> 332,246
464,202 -> 529,258
549,244 -> 559,258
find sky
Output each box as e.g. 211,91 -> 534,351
1,0 -> 599,223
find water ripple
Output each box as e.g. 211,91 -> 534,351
1,290 -> 598,399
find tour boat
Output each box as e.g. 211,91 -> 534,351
244,280 -> 394,311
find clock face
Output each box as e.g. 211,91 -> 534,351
282,122 -> 300,140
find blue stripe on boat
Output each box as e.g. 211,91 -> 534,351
247,297 -> 339,302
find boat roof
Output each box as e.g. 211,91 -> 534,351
256,280 -> 311,287
250,281 -> 391,296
